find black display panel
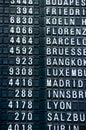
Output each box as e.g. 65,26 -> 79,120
0,0 -> 86,130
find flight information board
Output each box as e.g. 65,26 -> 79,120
0,0 -> 86,130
